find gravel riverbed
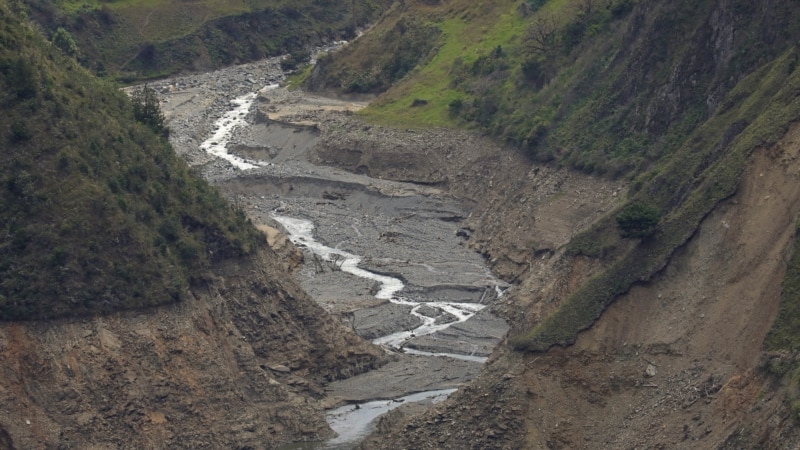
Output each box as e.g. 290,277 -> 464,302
152,56 -> 510,446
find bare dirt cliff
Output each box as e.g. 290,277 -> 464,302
0,246 -> 383,449
352,123 -> 800,449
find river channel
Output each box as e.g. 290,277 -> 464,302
154,55 -> 509,449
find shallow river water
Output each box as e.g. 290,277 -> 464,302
272,215 -> 492,356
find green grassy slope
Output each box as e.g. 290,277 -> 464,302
21,0 -> 393,81
311,0 -> 800,168
0,0 -> 263,320
304,0 -> 800,351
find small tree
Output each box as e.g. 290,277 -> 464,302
130,84 -> 167,135
52,27 -> 79,58
523,14 -> 558,55
616,202 -> 660,239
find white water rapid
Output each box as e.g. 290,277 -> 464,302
199,84 -> 279,169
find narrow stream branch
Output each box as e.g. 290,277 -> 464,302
271,215 -> 487,350
271,214 -> 493,446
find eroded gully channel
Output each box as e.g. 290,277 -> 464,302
153,56 -> 509,449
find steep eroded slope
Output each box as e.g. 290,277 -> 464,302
0,3 -> 383,448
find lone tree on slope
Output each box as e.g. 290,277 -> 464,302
130,84 -> 167,136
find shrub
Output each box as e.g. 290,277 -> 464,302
10,120 -> 31,142
0,57 -> 37,101
280,49 -> 312,72
521,58 -> 544,83
448,98 -> 464,116
52,27 -> 79,58
616,202 -> 661,238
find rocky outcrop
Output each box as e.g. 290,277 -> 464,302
0,247 -> 384,449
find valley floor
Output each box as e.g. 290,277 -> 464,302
156,58 -> 511,447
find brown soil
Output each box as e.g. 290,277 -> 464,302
357,123 -> 800,449
259,88 -> 368,124
308,105 -> 626,284
0,248 -> 384,449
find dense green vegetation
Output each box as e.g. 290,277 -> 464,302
0,0 -> 263,320
21,0 -> 393,81
615,203 -> 660,239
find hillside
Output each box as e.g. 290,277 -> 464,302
301,0 -> 800,447
4,0 -> 800,446
308,0 -> 800,349
308,0 -> 800,171
20,0 -> 393,81
0,1 -> 265,319
0,2 -> 383,448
